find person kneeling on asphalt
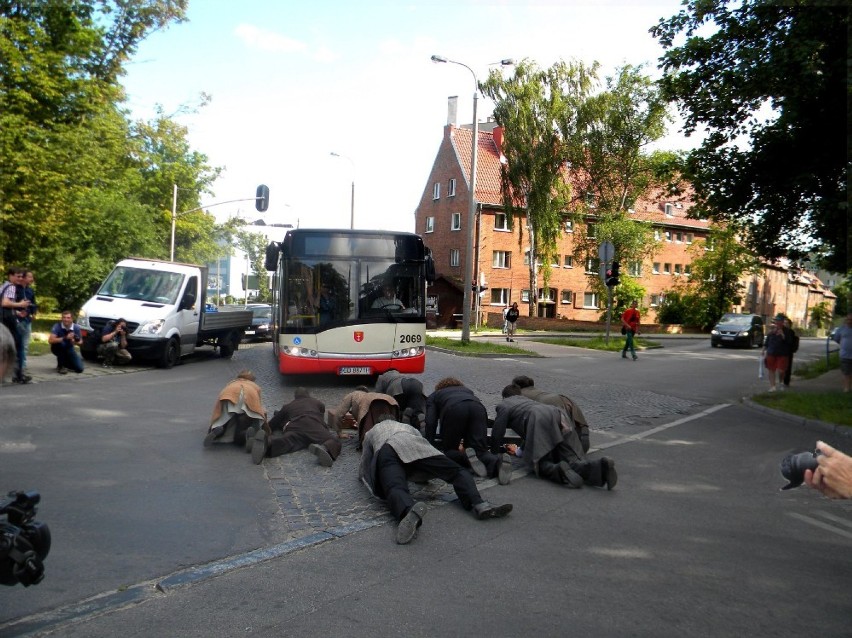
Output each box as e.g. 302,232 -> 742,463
425,377 -> 513,485
374,369 -> 427,431
359,412 -> 513,545
492,385 -> 617,491
250,387 -> 342,467
205,370 -> 267,448
329,386 -> 400,450
512,375 -> 591,453
98,318 -> 132,367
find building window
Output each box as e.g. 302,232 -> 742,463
425,217 -> 434,233
675,231 -> 683,243
494,212 -> 509,231
585,192 -> 596,208
564,220 -> 574,233
449,249 -> 460,267
447,178 -> 456,197
583,292 -> 600,308
629,261 -> 641,276
650,294 -> 662,307
685,233 -> 694,244
685,265 -> 692,277
663,263 -> 671,275
451,212 -> 461,231
674,264 -> 682,276
561,290 -> 573,304
653,262 -> 660,274
524,250 -> 541,268
563,255 -> 574,268
584,256 -> 600,274
705,237 -> 715,251
490,288 -> 509,305
538,288 -> 557,303
433,182 -> 440,200
665,230 -> 672,242
654,229 -> 662,241
521,289 -> 530,302
587,223 -> 597,238
492,250 -> 511,269
551,255 -> 560,267
665,203 -> 674,216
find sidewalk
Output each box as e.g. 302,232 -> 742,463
2,350 -> 146,386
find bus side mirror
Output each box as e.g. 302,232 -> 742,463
264,242 -> 280,271
255,184 -> 270,212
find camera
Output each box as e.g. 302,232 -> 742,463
780,450 -> 822,491
0,490 -> 50,587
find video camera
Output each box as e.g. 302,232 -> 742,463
780,450 -> 822,491
0,490 -> 50,587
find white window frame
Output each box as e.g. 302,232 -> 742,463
433,182 -> 440,200
629,262 -> 641,276
561,290 -> 573,304
663,263 -> 671,275
665,230 -> 672,242
686,233 -> 694,244
674,264 -> 682,276
538,288 -> 557,303
425,216 -> 434,233
564,220 -> 574,233
675,231 -> 683,243
563,255 -> 574,268
550,255 -> 560,268
584,256 -> 599,274
650,294 -> 662,307
490,288 -> 509,305
451,212 -> 461,231
583,292 -> 599,309
653,262 -> 660,274
665,203 -> 674,216
449,249 -> 460,267
521,289 -> 530,302
492,250 -> 511,269
654,229 -> 662,241
447,178 -> 456,197
494,212 -> 509,231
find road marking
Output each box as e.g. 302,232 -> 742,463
591,403 -> 731,452
788,512 -> 852,540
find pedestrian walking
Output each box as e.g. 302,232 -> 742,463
832,313 -> 852,393
621,301 -> 640,360
762,313 -> 794,392
505,302 -> 519,342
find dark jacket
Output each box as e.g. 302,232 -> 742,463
269,396 -> 326,432
425,385 -> 483,443
492,395 -> 566,474
765,326 -> 794,357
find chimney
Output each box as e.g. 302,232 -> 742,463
447,96 -> 458,126
492,126 -> 504,151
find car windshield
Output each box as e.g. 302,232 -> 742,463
252,307 -> 271,319
719,314 -> 753,325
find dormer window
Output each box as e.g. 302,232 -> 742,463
664,203 -> 674,216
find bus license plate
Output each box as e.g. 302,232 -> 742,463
339,366 -> 372,375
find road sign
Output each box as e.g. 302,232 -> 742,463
598,241 -> 614,264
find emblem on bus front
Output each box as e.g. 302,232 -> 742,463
354,331 -> 364,343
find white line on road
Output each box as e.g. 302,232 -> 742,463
787,512 -> 852,540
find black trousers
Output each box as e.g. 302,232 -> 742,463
437,401 -> 500,476
267,417 -> 342,459
375,445 -> 483,521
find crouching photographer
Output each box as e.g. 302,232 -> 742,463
0,490 -> 50,587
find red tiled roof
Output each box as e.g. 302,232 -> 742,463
451,127 -> 504,205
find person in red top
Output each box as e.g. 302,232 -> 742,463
620,301 -> 641,360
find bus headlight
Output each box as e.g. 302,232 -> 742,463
283,345 -> 318,358
392,346 -> 424,359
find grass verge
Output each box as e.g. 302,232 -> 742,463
426,336 -> 532,355
531,336 -> 660,352
751,391 -> 851,427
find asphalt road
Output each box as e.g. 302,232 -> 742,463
1,337 -> 849,636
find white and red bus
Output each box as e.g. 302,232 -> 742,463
264,229 -> 434,376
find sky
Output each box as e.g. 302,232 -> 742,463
120,0 -> 696,233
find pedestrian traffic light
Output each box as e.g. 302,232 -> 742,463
606,261 -> 620,287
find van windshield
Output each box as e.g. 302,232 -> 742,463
98,267 -> 185,305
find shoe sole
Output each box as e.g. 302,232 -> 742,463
244,426 -> 257,453
465,447 -> 488,478
497,453 -> 513,485
251,432 -> 267,464
309,443 -> 334,467
396,501 -> 426,544
603,457 -> 618,490
203,431 -> 217,448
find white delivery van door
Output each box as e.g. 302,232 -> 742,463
178,275 -> 200,355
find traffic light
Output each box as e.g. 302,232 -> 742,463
606,261 -> 620,287
255,184 -> 269,212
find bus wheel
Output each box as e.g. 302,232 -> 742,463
158,337 -> 180,369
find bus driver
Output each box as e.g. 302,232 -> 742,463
371,284 -> 404,310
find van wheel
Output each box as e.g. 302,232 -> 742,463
219,332 -> 239,359
81,349 -> 98,362
158,338 -> 180,369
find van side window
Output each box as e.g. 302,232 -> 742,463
182,276 -> 198,309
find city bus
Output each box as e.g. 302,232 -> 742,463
264,229 -> 434,376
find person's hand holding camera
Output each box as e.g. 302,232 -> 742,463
804,441 -> 852,499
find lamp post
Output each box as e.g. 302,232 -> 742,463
431,55 -> 513,343
330,152 -> 355,229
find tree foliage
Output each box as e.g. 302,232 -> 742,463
0,1 -> 234,311
481,59 -> 596,316
652,1 -> 848,273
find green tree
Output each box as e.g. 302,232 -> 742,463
481,59 -> 597,317
236,228 -> 271,303
652,1 -> 848,273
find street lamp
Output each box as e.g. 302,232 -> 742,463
431,55 -> 513,344
330,152 -> 355,229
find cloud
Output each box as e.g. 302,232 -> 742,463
234,23 -> 308,54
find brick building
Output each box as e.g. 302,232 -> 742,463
414,100 -> 836,329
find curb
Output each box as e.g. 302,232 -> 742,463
425,345 -> 541,358
740,397 -> 851,437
